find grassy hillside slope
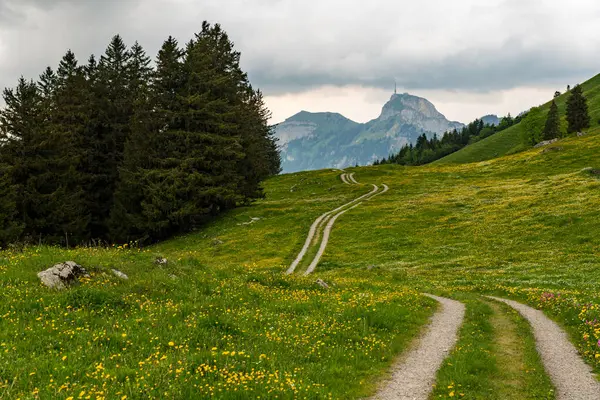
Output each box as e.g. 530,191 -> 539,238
0,171 -> 435,399
435,73 -> 600,165
2,127 -> 600,398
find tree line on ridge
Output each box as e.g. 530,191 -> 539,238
375,84 -> 591,166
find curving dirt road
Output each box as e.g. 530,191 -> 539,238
303,183 -> 389,275
287,172 -> 390,275
286,182 -> 380,274
372,294 -> 465,400
489,296 -> 600,400
303,201 -> 363,275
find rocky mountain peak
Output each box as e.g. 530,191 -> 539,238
375,93 -> 463,135
380,93 -> 442,121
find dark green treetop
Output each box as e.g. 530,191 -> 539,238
566,84 -> 590,133
542,100 -> 561,141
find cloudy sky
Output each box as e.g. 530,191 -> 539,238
1,0 -> 598,124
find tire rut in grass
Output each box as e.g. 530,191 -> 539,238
489,296 -> 600,400
288,174 -> 388,275
372,294 -> 465,400
285,183 -> 378,274
303,183 -> 388,275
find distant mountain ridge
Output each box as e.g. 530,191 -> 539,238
274,93 -> 464,173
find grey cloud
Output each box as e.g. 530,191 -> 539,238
0,0 -> 103,23
0,0 -> 598,100
248,42 -> 595,95
0,0 -> 141,89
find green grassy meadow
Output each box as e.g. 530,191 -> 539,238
0,170 -> 434,399
2,122 -> 600,398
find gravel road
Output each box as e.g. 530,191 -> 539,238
489,296 -> 600,400
373,294 -> 465,400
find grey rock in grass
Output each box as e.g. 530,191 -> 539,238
38,261 -> 89,290
111,269 -> 128,280
315,279 -> 329,289
534,138 -> 559,148
577,131 -> 586,137
155,257 -> 168,266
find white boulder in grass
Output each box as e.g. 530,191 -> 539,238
155,257 -> 168,266
112,269 -> 128,280
38,261 -> 90,290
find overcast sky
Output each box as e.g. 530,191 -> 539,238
1,0 -> 598,124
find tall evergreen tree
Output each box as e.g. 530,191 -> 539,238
0,165 -> 23,246
84,55 -> 98,79
41,50 -> 91,243
236,88 -> 281,199
85,35 -> 133,237
542,100 -> 561,141
566,84 -> 590,133
110,36 -> 186,241
1,52 -> 91,245
127,41 -> 152,96
39,67 -> 57,98
179,22 -> 248,214
0,77 -> 43,237
1,27 -> 281,245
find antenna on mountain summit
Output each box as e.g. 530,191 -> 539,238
394,81 -> 397,95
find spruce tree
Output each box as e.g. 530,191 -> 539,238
0,165 -> 23,246
566,84 -> 590,133
180,22 -> 248,215
1,52 -> 90,245
542,100 -> 561,141
85,35 -> 133,237
236,88 -> 281,199
110,36 -> 185,241
84,55 -> 98,79
127,41 -> 152,97
0,77 -> 43,238
39,67 -> 57,98
42,50 -> 90,243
